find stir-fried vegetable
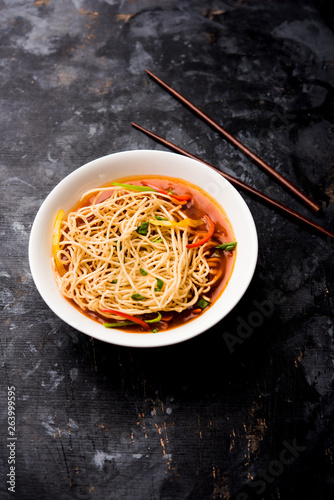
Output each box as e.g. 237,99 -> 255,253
215,241 -> 237,251
186,215 -> 214,249
100,308 -> 150,330
131,293 -> 146,301
141,181 -> 192,201
112,180 -> 191,205
150,217 -> 203,229
111,182 -> 156,192
52,209 -> 67,276
136,221 -> 149,235
146,312 -> 162,323
103,320 -> 134,328
103,312 -> 162,329
196,298 -> 210,309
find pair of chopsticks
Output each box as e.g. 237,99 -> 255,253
132,70 -> 334,240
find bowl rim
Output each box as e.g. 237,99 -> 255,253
29,149 -> 258,348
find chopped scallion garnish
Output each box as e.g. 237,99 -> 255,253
136,221 -> 149,236
197,298 -> 210,309
140,268 -> 148,276
131,293 -> 146,301
156,278 -> 164,290
215,241 -> 237,251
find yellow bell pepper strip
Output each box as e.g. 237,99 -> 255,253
155,278 -> 164,292
100,308 -> 150,331
52,209 -> 67,276
186,215 -> 215,249
149,217 -> 203,229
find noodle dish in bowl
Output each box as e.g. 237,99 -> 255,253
29,150 -> 258,347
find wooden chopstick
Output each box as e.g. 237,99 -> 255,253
131,122 -> 334,240
145,69 -> 322,214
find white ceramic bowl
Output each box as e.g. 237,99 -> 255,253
29,150 -> 258,348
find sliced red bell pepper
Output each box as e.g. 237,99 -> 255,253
186,215 -> 215,248
141,181 -> 191,201
100,308 -> 150,331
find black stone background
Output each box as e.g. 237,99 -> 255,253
1,0 -> 334,499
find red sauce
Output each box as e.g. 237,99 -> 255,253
61,176 -> 236,333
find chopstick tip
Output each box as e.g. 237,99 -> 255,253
145,69 -> 158,80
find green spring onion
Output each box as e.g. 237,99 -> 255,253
215,241 -> 237,251
197,298 -> 210,309
146,312 -> 162,323
112,182 -> 156,192
103,320 -> 134,328
155,278 -> 164,291
131,293 -> 146,301
156,278 -> 164,289
137,222 -> 149,236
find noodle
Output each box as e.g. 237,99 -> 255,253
54,188 -> 222,315
55,186 -> 221,320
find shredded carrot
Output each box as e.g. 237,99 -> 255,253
207,257 -> 225,284
161,313 -> 174,322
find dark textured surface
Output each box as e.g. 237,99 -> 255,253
1,1 -> 334,499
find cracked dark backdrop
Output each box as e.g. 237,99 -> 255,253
0,0 -> 334,499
